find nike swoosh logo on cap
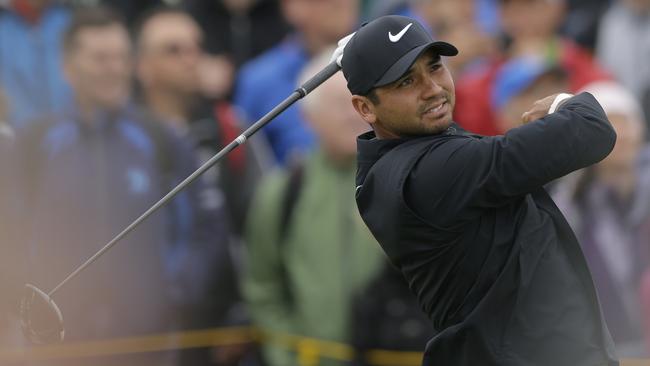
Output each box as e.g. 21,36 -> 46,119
388,23 -> 413,43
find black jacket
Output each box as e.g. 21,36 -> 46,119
355,93 -> 618,366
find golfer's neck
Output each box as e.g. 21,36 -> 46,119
372,125 -> 400,140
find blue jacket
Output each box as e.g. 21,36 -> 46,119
234,36 -> 315,165
15,106 -> 229,339
0,6 -> 71,128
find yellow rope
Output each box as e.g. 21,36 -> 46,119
364,349 -> 423,366
0,326 -> 256,362
0,326 -> 648,366
257,330 -> 355,362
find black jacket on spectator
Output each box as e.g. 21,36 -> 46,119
355,93 -> 618,366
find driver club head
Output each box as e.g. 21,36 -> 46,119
20,284 -> 65,344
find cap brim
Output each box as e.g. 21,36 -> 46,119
374,41 -> 458,88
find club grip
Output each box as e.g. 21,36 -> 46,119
299,62 -> 341,96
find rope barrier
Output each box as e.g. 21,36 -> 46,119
0,326 -> 648,366
257,330 -> 355,363
0,326 -> 412,364
0,326 -> 255,362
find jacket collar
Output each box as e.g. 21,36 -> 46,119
357,122 -> 470,164
355,123 -> 476,189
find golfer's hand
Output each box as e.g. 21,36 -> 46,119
330,32 -> 355,67
521,93 -> 572,124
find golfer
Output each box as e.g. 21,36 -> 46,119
335,15 -> 618,366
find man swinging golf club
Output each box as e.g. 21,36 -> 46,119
19,13 -> 617,366
334,15 -> 618,366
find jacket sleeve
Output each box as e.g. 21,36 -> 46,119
408,92 -> 616,223
241,170 -> 296,365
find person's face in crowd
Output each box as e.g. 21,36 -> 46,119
281,0 -> 359,53
599,113 -> 644,170
500,0 -> 565,40
64,24 -> 131,112
137,13 -> 203,96
304,73 -> 368,162
498,72 -> 568,132
352,51 -> 455,139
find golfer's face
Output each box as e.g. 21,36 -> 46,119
373,51 -> 455,137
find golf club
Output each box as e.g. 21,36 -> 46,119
20,61 -> 342,344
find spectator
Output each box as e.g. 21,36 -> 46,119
242,50 -> 384,366
73,0 -> 239,100
0,0 -> 72,128
134,7 -> 265,365
454,0 -> 610,136
234,0 -> 359,165
492,56 -> 569,132
135,5 -> 268,236
15,7 -> 227,364
597,0 -> 650,133
82,0 -> 227,116
552,81 -> 650,357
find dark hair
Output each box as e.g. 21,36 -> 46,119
365,88 -> 381,105
63,6 -> 126,53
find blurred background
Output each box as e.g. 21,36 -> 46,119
1,0 -> 650,365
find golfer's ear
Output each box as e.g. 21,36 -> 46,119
351,95 -> 377,124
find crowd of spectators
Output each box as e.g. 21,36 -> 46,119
1,0 -> 650,365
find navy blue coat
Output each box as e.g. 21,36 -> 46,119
14,107 -> 230,340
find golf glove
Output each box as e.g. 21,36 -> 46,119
330,32 -> 355,67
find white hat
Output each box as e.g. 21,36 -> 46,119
580,81 -> 646,134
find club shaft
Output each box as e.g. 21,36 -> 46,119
47,62 -> 340,297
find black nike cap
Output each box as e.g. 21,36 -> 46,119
341,15 -> 458,96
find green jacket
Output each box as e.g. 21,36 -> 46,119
243,150 -> 384,366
